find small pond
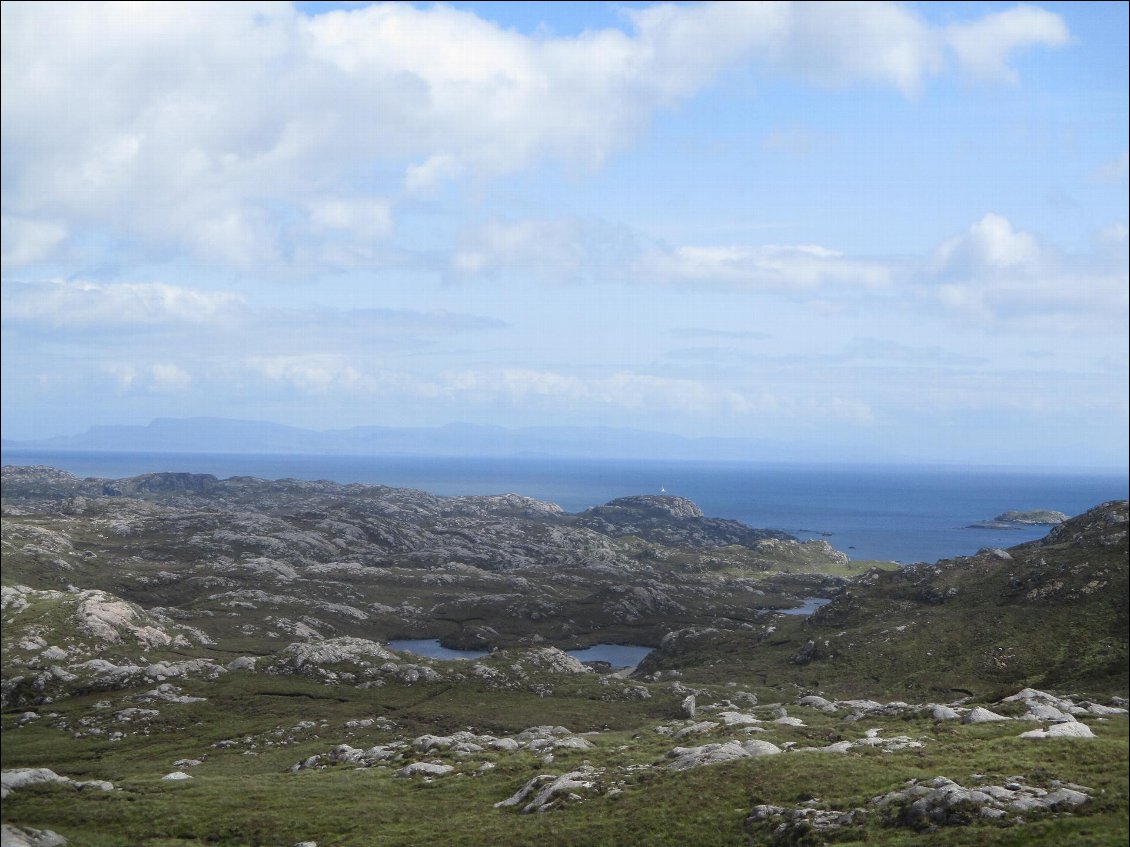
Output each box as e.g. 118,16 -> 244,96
777,597 -> 832,616
388,639 -> 489,660
566,643 -> 653,669
388,638 -> 653,668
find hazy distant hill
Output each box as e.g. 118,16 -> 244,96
2,417 -> 890,463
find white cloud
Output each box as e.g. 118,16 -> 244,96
945,5 -> 1071,83
0,216 -> 68,268
928,214 -> 1129,326
452,219 -> 589,280
245,355 -> 378,395
635,243 -> 892,291
433,367 -> 873,425
448,209 -> 1126,332
101,361 -> 192,395
748,1 -> 941,96
1,278 -> 502,346
149,363 -> 194,394
0,2 -> 1071,270
934,213 -> 1042,274
306,197 -> 394,240
1,279 -> 244,328
403,155 -> 463,195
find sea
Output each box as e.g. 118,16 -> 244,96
2,449 -> 1126,565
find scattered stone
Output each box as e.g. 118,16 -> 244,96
495,766 -> 601,814
161,771 -> 193,781
672,721 -> 719,739
962,707 -> 1010,724
0,825 -> 68,847
397,762 -> 454,778
280,637 -> 399,670
1,768 -> 113,800
1085,702 -> 1128,716
717,711 -> 760,727
1019,722 -> 1096,739
747,775 -> 1094,839
667,739 -> 781,771
797,694 -> 837,713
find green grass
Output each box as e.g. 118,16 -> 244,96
3,672 -> 1127,847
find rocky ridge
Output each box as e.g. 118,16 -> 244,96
1,466 -> 852,710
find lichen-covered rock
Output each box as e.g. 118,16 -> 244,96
515,648 -> 591,675
396,762 -> 454,778
798,694 -> 837,713
494,766 -> 601,814
0,824 -> 69,847
1,768 -> 114,800
278,637 -> 399,670
747,776 -> 1094,839
963,706 -> 1009,724
1019,722 -> 1096,739
667,739 -> 781,771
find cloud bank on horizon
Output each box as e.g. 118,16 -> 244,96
2,1 -> 1127,467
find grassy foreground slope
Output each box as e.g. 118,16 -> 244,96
2,670 -> 1127,846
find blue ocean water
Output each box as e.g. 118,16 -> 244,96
2,449 -> 1125,564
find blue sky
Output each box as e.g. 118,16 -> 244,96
2,1 -> 1127,467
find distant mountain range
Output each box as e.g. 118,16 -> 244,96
0,417 -> 890,464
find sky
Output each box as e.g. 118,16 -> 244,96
1,1 -> 1127,468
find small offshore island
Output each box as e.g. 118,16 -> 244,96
1,466 -> 1128,847
969,509 -> 1071,530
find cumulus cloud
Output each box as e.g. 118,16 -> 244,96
0,1 -> 1070,270
934,213 -> 1043,275
927,214 -> 1129,326
944,5 -> 1071,83
450,210 -> 1126,332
